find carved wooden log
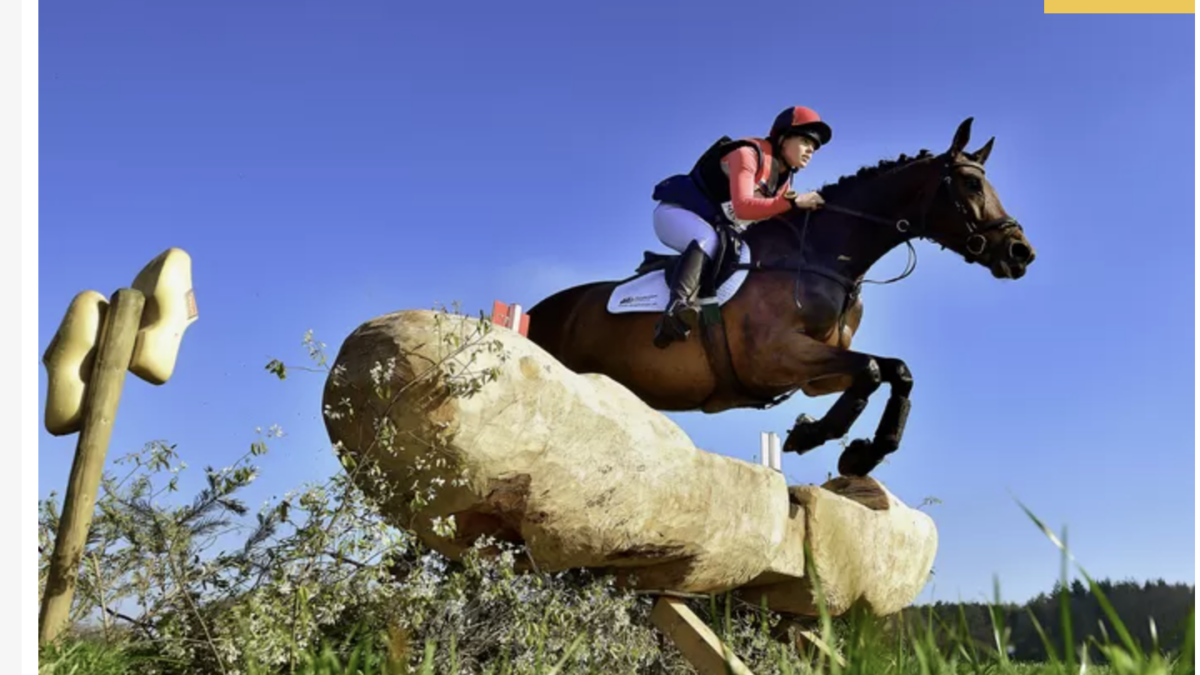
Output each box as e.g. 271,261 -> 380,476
322,309 -> 937,617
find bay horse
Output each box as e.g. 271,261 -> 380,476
524,118 -> 1036,477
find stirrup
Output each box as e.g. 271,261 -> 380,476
653,300 -> 698,348
653,315 -> 689,348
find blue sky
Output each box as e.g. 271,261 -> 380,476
38,0 -> 1194,605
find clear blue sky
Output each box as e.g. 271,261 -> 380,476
38,0 -> 1194,605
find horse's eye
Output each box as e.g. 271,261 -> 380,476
966,177 -> 983,192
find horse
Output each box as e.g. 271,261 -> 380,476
524,118 -> 1036,477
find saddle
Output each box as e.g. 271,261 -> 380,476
633,225 -> 746,300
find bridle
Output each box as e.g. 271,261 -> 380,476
798,154 -> 1024,288
911,156 -> 1024,263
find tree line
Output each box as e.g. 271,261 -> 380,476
897,578 -> 1194,663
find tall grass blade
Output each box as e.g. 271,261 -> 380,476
1082,571 -> 1144,659
1016,496 -> 1152,664
989,575 -> 1012,668
803,540 -> 844,675
1178,607 -> 1195,675
545,633 -> 586,675
1026,607 -> 1061,666
1060,525 -> 1077,673
957,601 -> 980,666
418,638 -> 436,675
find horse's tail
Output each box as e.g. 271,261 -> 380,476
526,282 -> 609,360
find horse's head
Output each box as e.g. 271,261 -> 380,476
916,118 -> 1037,279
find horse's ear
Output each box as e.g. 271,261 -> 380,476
971,137 -> 995,165
949,117 -> 974,156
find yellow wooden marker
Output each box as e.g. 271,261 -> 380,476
39,247 -> 198,646
42,291 -> 109,436
39,288 -> 146,645
129,247 -> 198,385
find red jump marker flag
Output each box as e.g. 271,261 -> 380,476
491,300 -> 530,336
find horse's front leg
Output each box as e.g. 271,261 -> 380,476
762,337 -> 914,477
834,357 -> 913,476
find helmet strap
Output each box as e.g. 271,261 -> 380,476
772,135 -> 801,173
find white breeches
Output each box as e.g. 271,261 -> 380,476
653,203 -> 719,258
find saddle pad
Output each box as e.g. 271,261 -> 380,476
606,242 -> 753,314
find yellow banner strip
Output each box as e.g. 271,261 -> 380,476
1045,0 -> 1194,12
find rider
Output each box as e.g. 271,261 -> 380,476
650,105 -> 833,348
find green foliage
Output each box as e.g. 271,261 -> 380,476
37,303 -> 1196,675
38,637 -> 156,675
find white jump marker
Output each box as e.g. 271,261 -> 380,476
509,304 -> 523,332
759,432 -> 782,472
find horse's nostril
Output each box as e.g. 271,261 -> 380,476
1010,242 -> 1033,263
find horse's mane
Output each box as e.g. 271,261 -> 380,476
816,149 -> 936,201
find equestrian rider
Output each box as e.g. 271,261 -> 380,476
649,106 -> 833,348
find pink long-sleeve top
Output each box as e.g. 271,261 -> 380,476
720,146 -> 795,222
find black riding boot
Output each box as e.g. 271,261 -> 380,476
653,241 -> 709,349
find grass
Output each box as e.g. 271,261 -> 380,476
38,638 -> 155,675
39,503 -> 1194,675
37,592 -> 1194,675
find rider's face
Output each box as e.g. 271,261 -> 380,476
782,135 -> 818,169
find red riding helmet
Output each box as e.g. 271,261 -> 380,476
769,106 -> 833,149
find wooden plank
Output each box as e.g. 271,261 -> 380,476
650,596 -> 754,675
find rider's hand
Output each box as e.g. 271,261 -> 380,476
792,191 -> 825,210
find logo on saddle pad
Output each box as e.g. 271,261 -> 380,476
606,243 -> 754,315
618,294 -> 659,307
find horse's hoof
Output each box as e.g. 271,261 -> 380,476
837,439 -> 884,477
783,413 -> 824,454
